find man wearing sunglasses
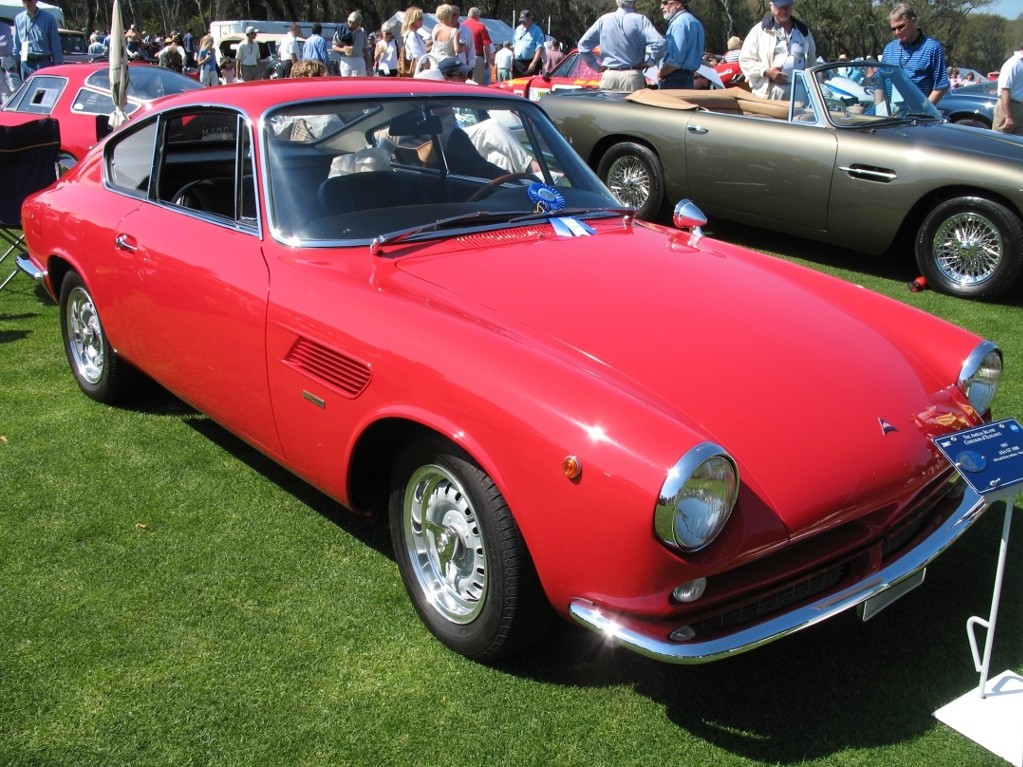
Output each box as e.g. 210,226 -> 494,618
657,0 -> 703,90
881,3 -> 948,104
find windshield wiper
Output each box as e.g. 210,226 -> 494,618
369,207 -> 635,254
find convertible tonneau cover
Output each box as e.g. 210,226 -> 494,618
626,86 -> 790,120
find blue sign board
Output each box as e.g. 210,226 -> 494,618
934,418 -> 1023,496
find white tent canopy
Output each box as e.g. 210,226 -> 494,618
0,0 -> 64,26
385,11 -> 515,47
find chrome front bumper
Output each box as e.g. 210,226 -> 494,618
569,486 -> 989,664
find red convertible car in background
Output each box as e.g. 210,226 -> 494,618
492,49 -> 726,101
17,78 -> 1003,664
0,62 -> 201,170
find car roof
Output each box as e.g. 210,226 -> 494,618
138,77 -> 526,115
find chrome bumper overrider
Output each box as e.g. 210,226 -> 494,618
569,486 -> 989,664
16,255 -> 46,283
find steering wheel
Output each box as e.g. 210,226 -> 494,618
467,172 -> 539,202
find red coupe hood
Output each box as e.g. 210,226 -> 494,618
394,221 -> 977,532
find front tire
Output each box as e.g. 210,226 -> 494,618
915,196 -> 1023,300
59,272 -> 138,403
596,142 -> 665,221
388,437 -> 551,661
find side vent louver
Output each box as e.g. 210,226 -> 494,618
285,338 -> 371,398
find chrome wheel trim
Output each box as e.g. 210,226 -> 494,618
402,464 -> 487,625
931,211 -> 1003,287
65,286 -> 104,385
606,155 -> 651,209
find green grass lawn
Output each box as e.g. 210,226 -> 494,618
1,231 -> 1020,767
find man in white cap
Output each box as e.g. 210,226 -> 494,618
237,26 -> 262,81
994,40 -> 1023,134
578,0 -> 664,93
739,0 -> 816,99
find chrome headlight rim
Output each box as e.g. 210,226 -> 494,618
655,442 -> 739,553
958,340 -> 1002,416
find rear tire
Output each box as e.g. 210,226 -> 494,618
388,437 -> 552,661
914,196 -> 1023,300
597,142 -> 665,221
59,272 -> 138,403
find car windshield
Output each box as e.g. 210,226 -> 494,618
813,61 -> 942,127
264,95 -> 623,245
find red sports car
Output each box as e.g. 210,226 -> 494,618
17,78 -> 1003,664
492,49 -> 726,101
0,62 -> 201,170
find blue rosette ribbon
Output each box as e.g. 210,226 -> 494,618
527,182 -> 566,213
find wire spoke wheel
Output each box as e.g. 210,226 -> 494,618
606,155 -> 652,209
916,196 -> 1023,299
931,211 -> 1002,288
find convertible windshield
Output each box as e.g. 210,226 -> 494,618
813,62 -> 942,127
263,96 -> 621,244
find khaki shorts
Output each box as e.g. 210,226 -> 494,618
993,98 -> 1023,135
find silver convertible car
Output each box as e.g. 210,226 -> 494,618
541,61 -> 1023,300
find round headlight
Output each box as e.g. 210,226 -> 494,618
958,341 -> 1002,415
655,443 -> 739,552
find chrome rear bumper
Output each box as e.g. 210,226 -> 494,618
16,254 -> 46,283
569,486 -> 989,664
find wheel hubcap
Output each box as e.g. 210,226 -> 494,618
66,287 -> 104,384
606,156 -> 650,209
931,211 -> 1002,287
403,464 -> 487,624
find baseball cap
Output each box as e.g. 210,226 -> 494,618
771,0 -> 793,6
518,9 -> 532,20
245,26 -> 258,34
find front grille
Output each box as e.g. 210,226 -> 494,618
690,562 -> 850,635
681,475 -> 959,639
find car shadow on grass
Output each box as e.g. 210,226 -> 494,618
500,500 -> 1023,763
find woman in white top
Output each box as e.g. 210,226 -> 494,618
375,28 -> 400,76
400,6 -> 427,76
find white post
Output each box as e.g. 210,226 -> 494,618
966,499 -> 1015,698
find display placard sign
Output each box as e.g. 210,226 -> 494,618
934,418 -> 1023,496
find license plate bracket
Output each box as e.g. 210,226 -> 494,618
859,569 -> 926,621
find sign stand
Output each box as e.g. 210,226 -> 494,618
932,419 -> 1023,766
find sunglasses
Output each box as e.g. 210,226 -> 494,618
890,22 -> 907,32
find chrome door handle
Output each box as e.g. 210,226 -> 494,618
687,125 -> 709,134
114,234 -> 137,252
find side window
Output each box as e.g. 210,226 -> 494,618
154,110 -> 256,227
10,76 -> 65,114
106,120 -> 158,194
71,88 -> 140,116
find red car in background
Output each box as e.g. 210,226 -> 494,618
492,49 -> 727,101
0,62 -> 201,170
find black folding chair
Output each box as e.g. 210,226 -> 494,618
0,117 -> 60,292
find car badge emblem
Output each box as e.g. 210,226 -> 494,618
879,418 -> 898,435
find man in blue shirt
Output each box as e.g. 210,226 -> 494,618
881,2 -> 948,104
302,23 -> 331,69
13,0 -> 63,80
512,9 -> 545,78
578,0 -> 663,93
657,0 -> 703,89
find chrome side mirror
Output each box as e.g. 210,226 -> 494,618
673,199 -> 707,245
